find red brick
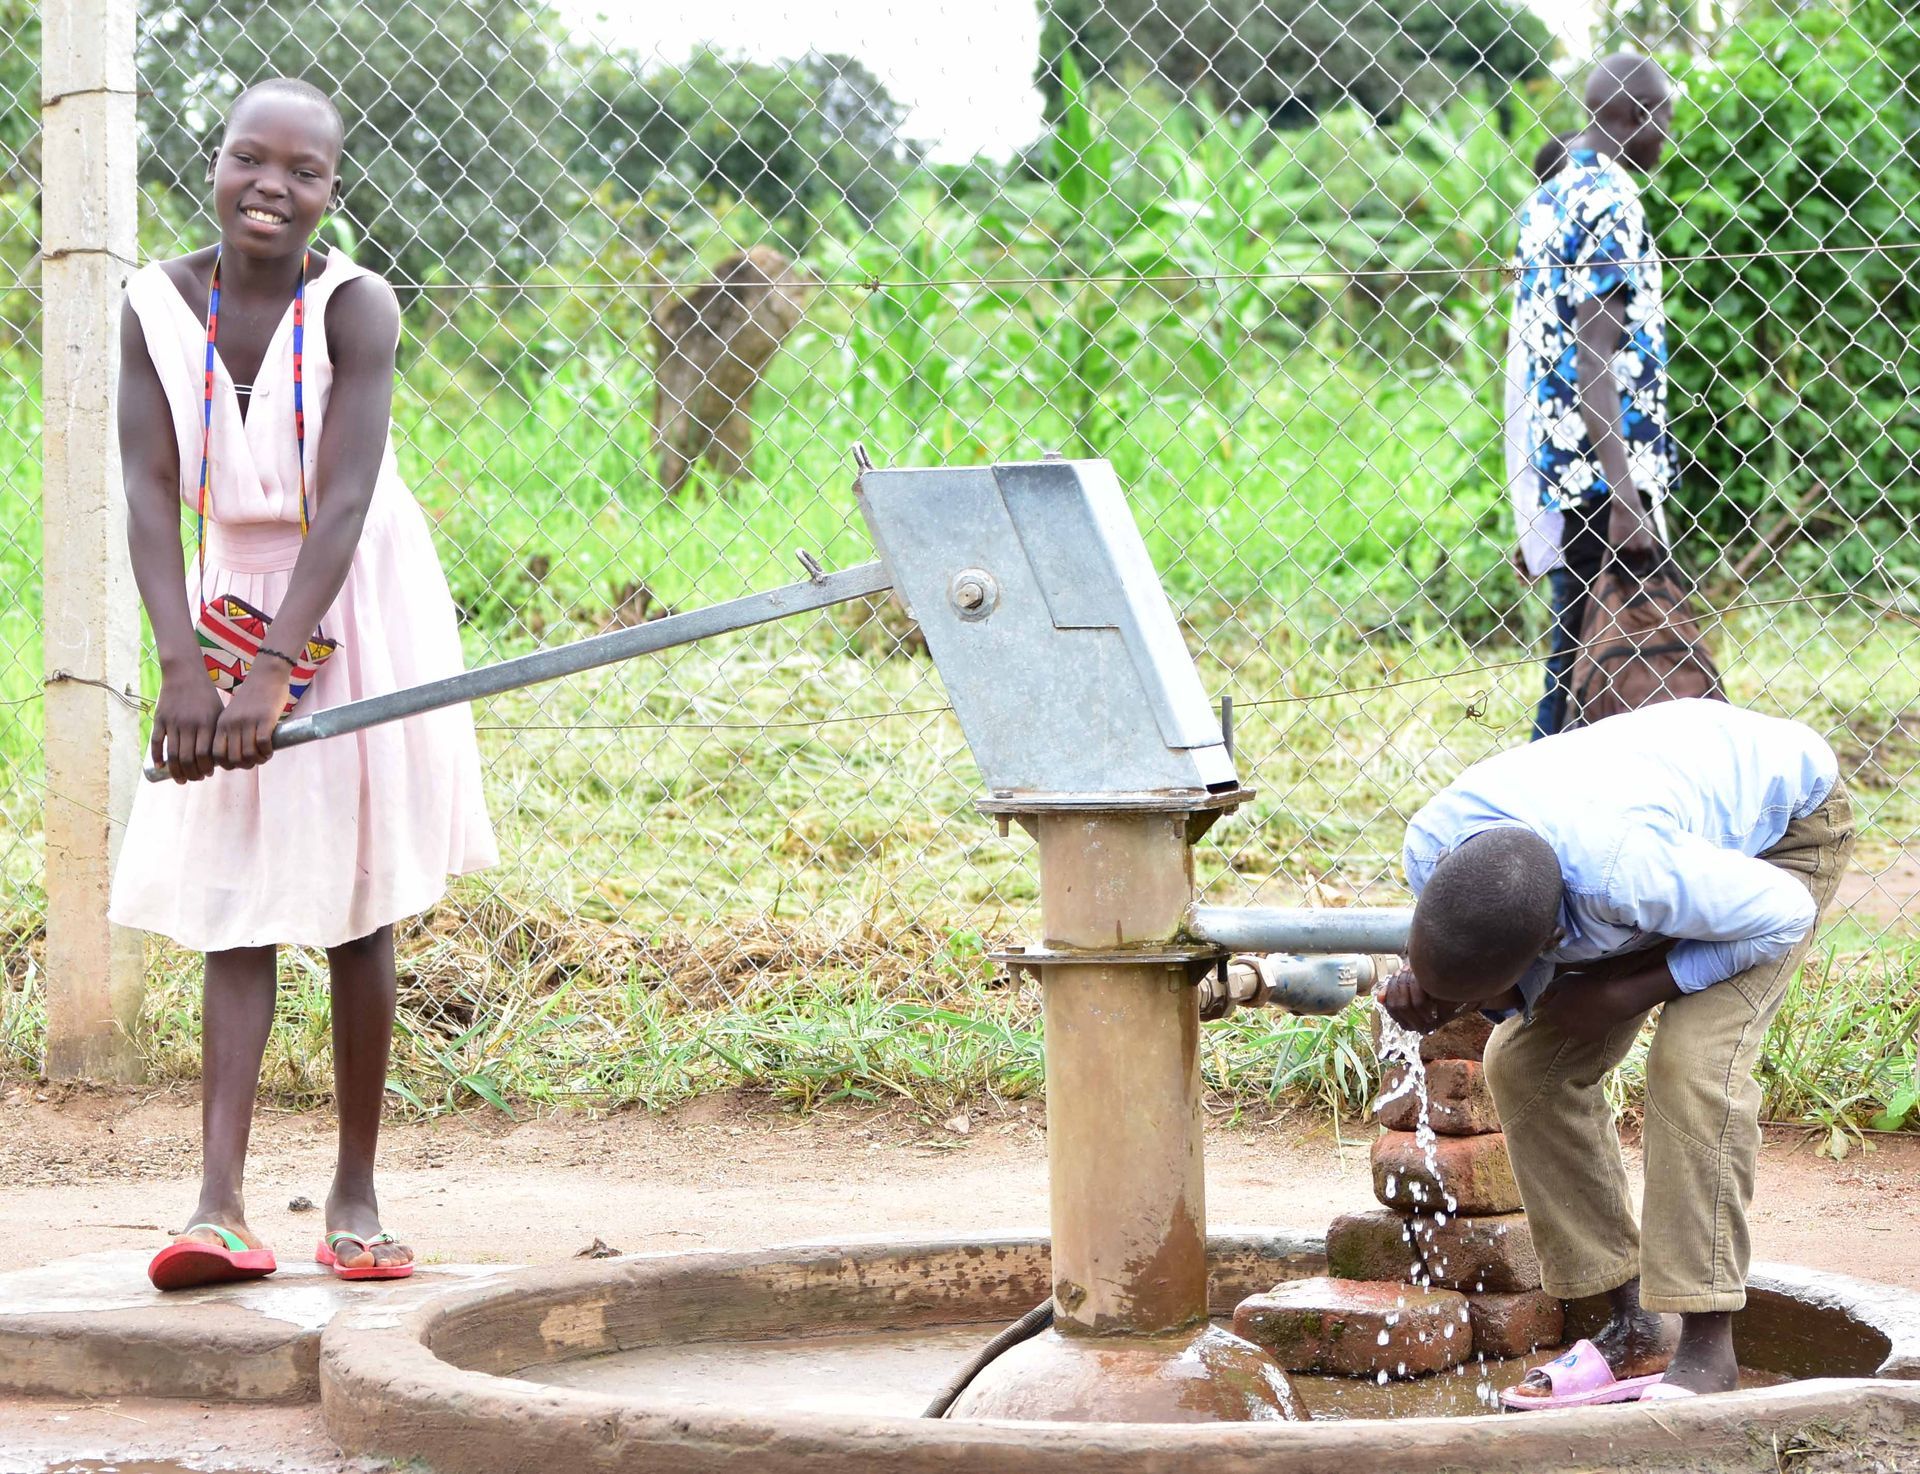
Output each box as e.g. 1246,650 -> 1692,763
1375,1059 -> 1502,1136
1325,1209 -> 1424,1284
1232,1276 -> 1471,1377
1466,1290 -> 1565,1358
1372,1130 -> 1521,1216
1406,1212 -> 1541,1293
1421,1012 -> 1495,1062
1371,1007 -> 1495,1064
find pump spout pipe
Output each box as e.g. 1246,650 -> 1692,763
1200,952 -> 1393,1019
1184,906 -> 1412,1018
1183,904 -> 1413,957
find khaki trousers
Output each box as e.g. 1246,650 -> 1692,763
1482,787 -> 1854,1314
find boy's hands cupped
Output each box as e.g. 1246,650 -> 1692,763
211,665 -> 293,771
1378,967 -> 1465,1034
152,674 -> 225,783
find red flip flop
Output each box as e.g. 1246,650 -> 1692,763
148,1223 -> 277,1291
316,1230 -> 415,1281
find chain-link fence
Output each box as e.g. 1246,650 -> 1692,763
0,1 -> 43,1069
3,0 -> 1917,1108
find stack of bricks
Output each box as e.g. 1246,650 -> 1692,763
1232,1011 -> 1565,1379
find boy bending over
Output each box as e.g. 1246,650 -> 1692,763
1381,700 -> 1852,1403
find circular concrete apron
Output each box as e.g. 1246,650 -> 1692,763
319,1231 -> 1920,1474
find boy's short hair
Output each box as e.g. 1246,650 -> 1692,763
1410,829 -> 1562,1001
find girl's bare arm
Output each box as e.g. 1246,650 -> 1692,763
119,300 -> 224,782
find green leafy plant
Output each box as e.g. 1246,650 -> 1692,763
1648,10 -> 1920,558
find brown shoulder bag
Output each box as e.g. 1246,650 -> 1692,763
1566,553 -> 1725,729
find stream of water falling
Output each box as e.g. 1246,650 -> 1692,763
1370,998 -> 1498,1408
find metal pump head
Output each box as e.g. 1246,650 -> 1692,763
855,458 -> 1239,806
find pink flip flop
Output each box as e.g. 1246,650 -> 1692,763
1638,1381 -> 1699,1400
148,1223 -> 277,1292
315,1230 -> 415,1281
1499,1340 -> 1666,1411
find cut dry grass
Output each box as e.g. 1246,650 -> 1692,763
57,891 -> 1915,1139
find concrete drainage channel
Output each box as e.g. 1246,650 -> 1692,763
6,1234 -> 1920,1471
0,1251 -> 510,1403
308,1232 -> 1920,1474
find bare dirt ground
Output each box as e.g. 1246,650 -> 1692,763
3,1086 -> 1919,1471
1835,853 -> 1920,925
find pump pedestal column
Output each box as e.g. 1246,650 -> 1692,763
950,808 -> 1303,1424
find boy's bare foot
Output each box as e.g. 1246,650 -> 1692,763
1506,1281 -> 1674,1400
1659,1311 -> 1738,1394
324,1187 -> 413,1270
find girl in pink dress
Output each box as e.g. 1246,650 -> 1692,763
110,77 -> 495,1289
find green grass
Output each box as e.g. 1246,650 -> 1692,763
3,594 -> 1908,1132
395,299 -> 1495,643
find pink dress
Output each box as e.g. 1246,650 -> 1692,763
110,249 -> 497,952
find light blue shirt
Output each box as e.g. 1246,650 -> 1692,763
1403,701 -> 1838,1011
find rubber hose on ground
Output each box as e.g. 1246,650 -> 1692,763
921,1298 -> 1055,1418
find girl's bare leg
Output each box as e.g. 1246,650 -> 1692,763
181,945 -> 278,1248
323,925 -> 411,1269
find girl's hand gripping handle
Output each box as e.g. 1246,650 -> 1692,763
150,666 -> 225,784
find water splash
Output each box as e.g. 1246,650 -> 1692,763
1372,998 -> 1461,1291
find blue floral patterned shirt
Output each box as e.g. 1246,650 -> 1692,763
1511,146 -> 1676,514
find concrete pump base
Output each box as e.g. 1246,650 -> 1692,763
946,1321 -> 1306,1423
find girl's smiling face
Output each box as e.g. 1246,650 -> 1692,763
211,92 -> 340,261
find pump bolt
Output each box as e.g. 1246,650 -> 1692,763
948,567 -> 998,620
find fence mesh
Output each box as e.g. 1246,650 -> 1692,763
4,0 -> 1918,1105
0,0 -> 43,1065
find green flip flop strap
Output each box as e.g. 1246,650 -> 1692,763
327,1230 -> 398,1251
183,1222 -> 250,1254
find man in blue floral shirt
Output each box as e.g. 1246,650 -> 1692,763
1512,53 -> 1678,738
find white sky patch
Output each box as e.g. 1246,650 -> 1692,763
557,0 -> 1603,164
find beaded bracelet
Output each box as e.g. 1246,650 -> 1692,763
256,645 -> 300,670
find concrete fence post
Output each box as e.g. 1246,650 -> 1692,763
39,0 -> 143,1080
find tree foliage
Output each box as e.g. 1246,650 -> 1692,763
565,47 -> 918,247
1646,7 -> 1920,567
61,0 -> 920,280
138,0 -> 575,286
0,0 -> 35,188
1035,0 -> 1552,125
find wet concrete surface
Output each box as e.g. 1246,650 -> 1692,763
0,1250 -> 506,1326
33,1466 -> 220,1473
0,1252 -> 510,1403
517,1319 -> 1791,1421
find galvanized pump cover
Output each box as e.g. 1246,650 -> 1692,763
856,458 -> 1238,804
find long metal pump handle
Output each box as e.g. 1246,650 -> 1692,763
144,560 -> 893,782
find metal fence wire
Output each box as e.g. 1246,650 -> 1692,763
3,0 -> 1918,1102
